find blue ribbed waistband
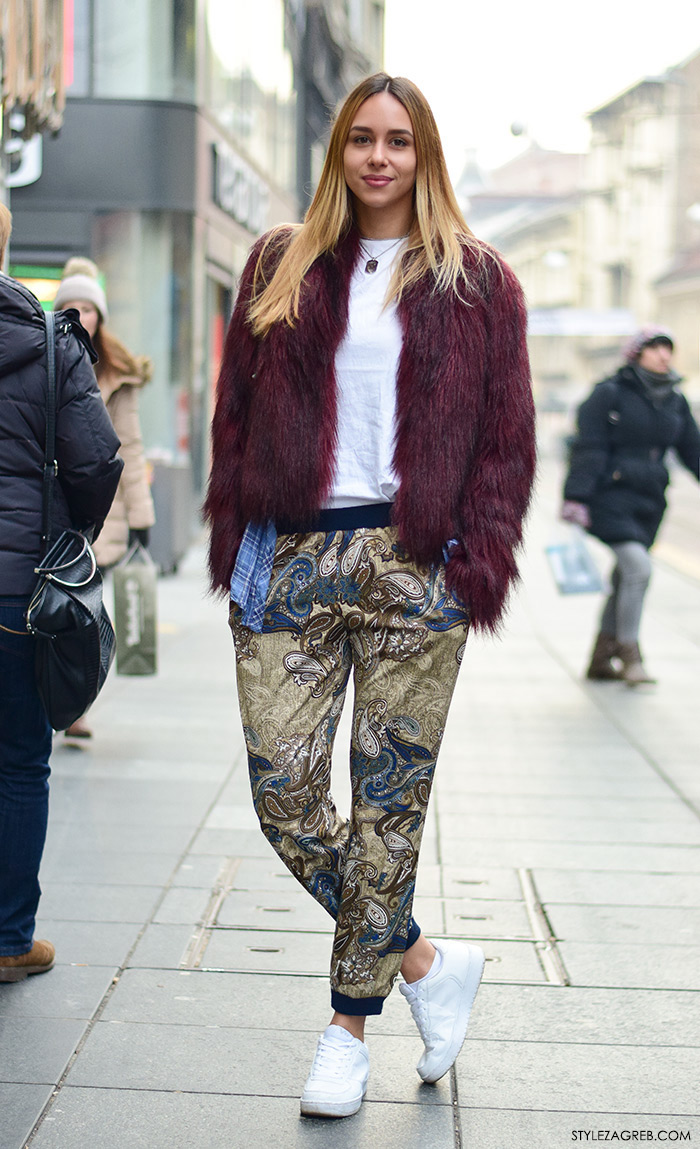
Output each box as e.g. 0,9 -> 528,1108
277,502 -> 393,534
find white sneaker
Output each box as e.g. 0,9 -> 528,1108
400,939 -> 485,1083
300,1024 -> 370,1118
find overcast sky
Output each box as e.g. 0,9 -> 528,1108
384,0 -> 700,178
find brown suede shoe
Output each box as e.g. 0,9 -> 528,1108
618,642 -> 656,686
0,940 -> 55,982
586,632 -> 623,680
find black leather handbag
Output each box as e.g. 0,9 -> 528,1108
25,311 -> 116,730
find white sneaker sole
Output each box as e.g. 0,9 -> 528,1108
300,1085 -> 367,1118
418,942 -> 485,1084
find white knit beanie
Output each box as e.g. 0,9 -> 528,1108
53,257 -> 109,322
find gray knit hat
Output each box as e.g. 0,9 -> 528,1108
623,325 -> 674,362
53,257 -> 109,322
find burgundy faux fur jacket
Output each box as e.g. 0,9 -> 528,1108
205,227 -> 536,633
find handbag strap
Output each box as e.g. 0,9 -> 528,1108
41,309 -> 58,547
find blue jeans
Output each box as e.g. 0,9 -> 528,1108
0,596 -> 53,955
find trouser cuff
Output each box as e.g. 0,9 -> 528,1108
406,917 -> 421,949
331,990 -> 386,1016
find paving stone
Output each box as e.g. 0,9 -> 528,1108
203,803 -> 261,831
368,1032 -> 454,1105
559,941 -> 700,990
229,857 -> 312,893
439,813 -> 700,845
0,1017 -> 87,1085
455,1038 -> 700,1114
34,921 -> 139,968
151,887 -> 211,926
407,895 -> 444,935
47,777 -> 221,821
0,965 -> 114,1020
468,982 -> 700,1046
127,924 -> 196,969
188,828 -> 277,857
198,928 -> 544,984
413,863 -> 441,897
200,927 -> 334,976
440,839 -> 700,873
549,904 -> 700,945
37,883 -> 162,924
100,968 -> 416,1036
215,888 -> 337,933
442,866 -> 523,900
443,898 -> 532,939
536,869 -> 700,907
40,852 -> 177,887
0,1083 -> 54,1149
459,1109 -> 700,1149
435,793 -> 697,822
29,1088 -> 455,1149
434,773 -> 674,798
43,822 -> 194,858
415,835 -> 439,866
50,753 -> 229,784
441,753 -> 655,777
171,855 -> 229,888
475,939 -> 548,983
64,1023 -> 450,1106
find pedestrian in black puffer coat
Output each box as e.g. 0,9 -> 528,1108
0,204 -> 123,983
562,326 -> 700,685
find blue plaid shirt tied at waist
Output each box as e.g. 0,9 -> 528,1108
229,520 -> 277,632
230,518 -> 459,634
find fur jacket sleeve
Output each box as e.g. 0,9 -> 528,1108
440,257 -> 536,631
204,234 -> 271,588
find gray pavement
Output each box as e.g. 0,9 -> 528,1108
2,450 -> 699,1149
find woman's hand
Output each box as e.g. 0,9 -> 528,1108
560,500 -> 591,529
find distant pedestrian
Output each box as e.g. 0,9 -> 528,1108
0,205 -> 122,982
562,326 -> 700,684
53,258 -> 155,737
205,73 -> 535,1118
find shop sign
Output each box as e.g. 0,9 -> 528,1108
5,113 -> 43,188
212,142 -> 269,234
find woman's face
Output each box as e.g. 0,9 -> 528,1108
61,299 -> 100,338
343,91 -> 417,233
638,340 -> 673,373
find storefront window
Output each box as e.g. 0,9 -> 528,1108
204,0 -> 296,195
91,0 -> 195,101
64,0 -> 92,97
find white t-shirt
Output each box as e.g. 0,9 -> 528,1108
326,238 -> 405,509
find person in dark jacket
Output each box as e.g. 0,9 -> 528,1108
0,204 -> 123,982
562,325 -> 700,685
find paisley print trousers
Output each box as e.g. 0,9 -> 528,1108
229,525 -> 469,1014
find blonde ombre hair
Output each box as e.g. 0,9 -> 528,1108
0,203 -> 11,265
249,73 -> 486,337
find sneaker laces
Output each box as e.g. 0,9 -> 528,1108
402,984 -> 433,1047
309,1035 -> 355,1081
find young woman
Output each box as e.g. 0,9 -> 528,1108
205,73 -> 536,1118
53,258 -> 155,736
563,326 -> 700,684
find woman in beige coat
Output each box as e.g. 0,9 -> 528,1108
53,258 -> 155,734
